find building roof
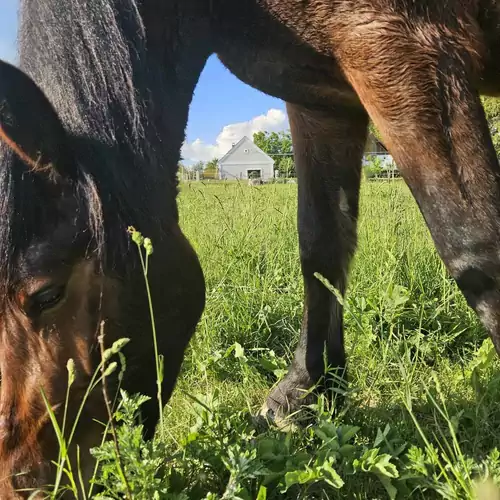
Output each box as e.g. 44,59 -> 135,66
218,136 -> 275,165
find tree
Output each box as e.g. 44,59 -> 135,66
280,156 -> 294,178
482,96 -> 500,157
368,121 -> 383,142
203,158 -> 218,179
192,161 -> 205,173
253,131 -> 294,177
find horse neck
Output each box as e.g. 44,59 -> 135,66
18,0 -> 211,227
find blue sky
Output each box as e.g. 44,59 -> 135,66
0,1 -> 289,162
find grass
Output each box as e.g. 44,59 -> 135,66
45,180 -> 500,498
165,180 -> 500,498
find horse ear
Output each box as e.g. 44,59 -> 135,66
0,59 -> 75,180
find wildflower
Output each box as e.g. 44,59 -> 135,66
127,226 -> 144,246
66,358 -> 76,387
144,237 -> 153,256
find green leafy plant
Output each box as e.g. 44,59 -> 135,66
36,182 -> 500,498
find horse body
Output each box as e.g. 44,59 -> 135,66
218,0 -> 500,411
0,0 -> 500,496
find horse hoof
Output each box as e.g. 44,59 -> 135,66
255,402 -> 300,432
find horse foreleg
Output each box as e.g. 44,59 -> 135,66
262,102 -> 368,419
337,18 -> 500,353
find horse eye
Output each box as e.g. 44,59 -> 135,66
31,285 -> 66,312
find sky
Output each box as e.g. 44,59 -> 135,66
0,0 -> 289,163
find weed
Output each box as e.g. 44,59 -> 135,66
38,181 -> 500,498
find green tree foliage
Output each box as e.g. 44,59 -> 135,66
253,131 -> 294,177
368,122 -> 383,143
204,158 -> 219,180
280,157 -> 295,178
192,160 -> 205,173
364,155 -> 384,179
482,96 -> 500,157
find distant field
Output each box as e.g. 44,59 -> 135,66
120,180 -> 500,499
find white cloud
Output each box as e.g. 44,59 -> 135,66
181,108 -> 288,163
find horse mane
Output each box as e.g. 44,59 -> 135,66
19,0 -> 148,155
0,0 -> 179,288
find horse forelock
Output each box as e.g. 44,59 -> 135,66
0,145 -> 109,296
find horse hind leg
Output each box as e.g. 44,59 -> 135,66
262,101 -> 368,419
336,14 -> 500,352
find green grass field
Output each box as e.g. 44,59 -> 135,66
93,180 -> 500,499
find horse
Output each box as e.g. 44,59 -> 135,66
1,0 -> 500,496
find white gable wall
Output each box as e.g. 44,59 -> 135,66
220,162 -> 274,181
219,137 -> 274,181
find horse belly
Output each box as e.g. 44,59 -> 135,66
216,40 -> 359,110
213,0 -> 361,109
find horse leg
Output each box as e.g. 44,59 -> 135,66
263,102 -> 368,418
336,17 -> 500,352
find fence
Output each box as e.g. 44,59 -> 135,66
180,151 -> 400,182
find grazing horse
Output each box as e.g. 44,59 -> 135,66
1,0 -> 500,496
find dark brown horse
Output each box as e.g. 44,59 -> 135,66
1,0 -> 500,496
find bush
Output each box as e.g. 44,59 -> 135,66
364,155 -> 384,179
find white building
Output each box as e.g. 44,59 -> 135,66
218,136 -> 275,181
